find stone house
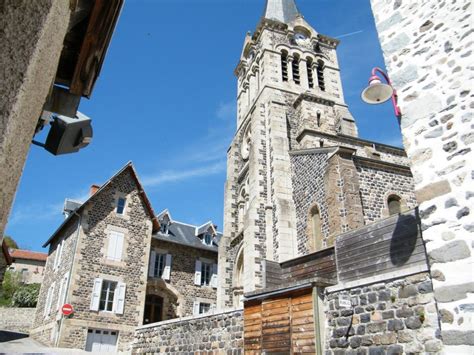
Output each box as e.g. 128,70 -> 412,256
9,249 -> 47,284
30,162 -> 220,352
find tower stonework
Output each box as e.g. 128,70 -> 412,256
217,0 -> 417,309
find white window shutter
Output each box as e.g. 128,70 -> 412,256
46,282 -> 55,317
211,263 -> 218,289
90,278 -> 102,311
53,244 -> 60,270
107,233 -> 117,260
114,282 -> 126,315
162,254 -> 172,280
194,260 -> 202,286
193,301 -> 200,315
57,241 -> 63,268
62,272 -> 70,305
115,233 -> 124,261
56,279 -> 64,311
149,250 -> 156,277
43,287 -> 52,317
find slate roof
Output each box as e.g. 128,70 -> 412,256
263,0 -> 300,24
10,249 -> 48,262
43,162 -> 159,247
153,220 -> 221,253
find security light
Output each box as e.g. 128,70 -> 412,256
43,112 -> 93,155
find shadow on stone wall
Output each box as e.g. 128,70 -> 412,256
390,209 -> 420,266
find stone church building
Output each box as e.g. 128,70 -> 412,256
217,0 -> 417,309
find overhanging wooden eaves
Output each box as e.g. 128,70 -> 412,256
55,0 -> 124,98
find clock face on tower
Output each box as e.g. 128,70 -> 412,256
294,32 -> 310,46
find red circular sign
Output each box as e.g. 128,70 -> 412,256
62,303 -> 74,316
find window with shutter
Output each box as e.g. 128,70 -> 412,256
211,263 -> 218,288
148,250 -> 156,277
45,282 -> 55,317
113,282 -> 126,314
193,301 -> 200,316
90,278 -> 103,311
107,232 -> 124,261
99,280 -> 117,312
201,262 -> 212,286
194,260 -> 202,286
57,241 -> 63,269
162,254 -> 172,280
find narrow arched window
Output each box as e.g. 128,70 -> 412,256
317,60 -> 325,91
387,195 -> 402,215
281,51 -> 288,82
292,54 -> 300,85
306,58 -> 314,89
310,205 -> 322,251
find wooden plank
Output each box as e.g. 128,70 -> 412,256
339,254 -> 428,281
288,265 -> 337,281
291,323 -> 315,333
337,237 -> 424,264
338,241 -> 426,269
291,293 -> 313,305
292,316 -> 314,326
262,326 -> 291,335
337,216 -> 419,248
262,313 -> 290,323
338,249 -> 427,277
291,302 -> 313,312
280,247 -> 335,269
336,211 -> 417,242
287,260 -> 335,278
337,225 -> 420,254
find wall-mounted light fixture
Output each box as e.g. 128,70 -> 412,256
33,112 -> 93,156
361,67 -> 401,124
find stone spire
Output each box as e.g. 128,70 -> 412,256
263,0 -> 300,24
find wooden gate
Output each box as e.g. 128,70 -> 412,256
244,290 -> 316,354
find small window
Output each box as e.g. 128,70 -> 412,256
203,233 -> 213,246
201,262 -> 212,286
116,198 -> 126,215
99,280 -> 117,312
388,195 -> 402,216
160,223 -> 169,235
199,302 -> 211,314
154,253 -> 166,278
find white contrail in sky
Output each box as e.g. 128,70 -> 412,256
335,30 -> 364,39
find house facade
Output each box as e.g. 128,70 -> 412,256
31,163 -> 220,352
9,249 -> 47,284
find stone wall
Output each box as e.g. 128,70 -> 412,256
290,151 -> 330,254
356,161 -> 417,224
0,0 -> 70,240
370,0 -> 474,353
148,238 -> 217,318
0,307 -> 36,333
132,308 -> 244,354
325,272 -> 441,354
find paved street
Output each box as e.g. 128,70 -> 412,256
0,331 -> 88,354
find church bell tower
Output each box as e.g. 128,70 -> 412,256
217,0 -> 359,308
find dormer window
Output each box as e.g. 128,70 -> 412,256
203,233 -> 213,246
116,197 -> 126,215
160,223 -> 169,235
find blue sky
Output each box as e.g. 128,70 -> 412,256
7,0 -> 401,252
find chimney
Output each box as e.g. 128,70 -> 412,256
90,184 -> 100,196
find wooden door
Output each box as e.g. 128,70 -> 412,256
244,291 -> 316,354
